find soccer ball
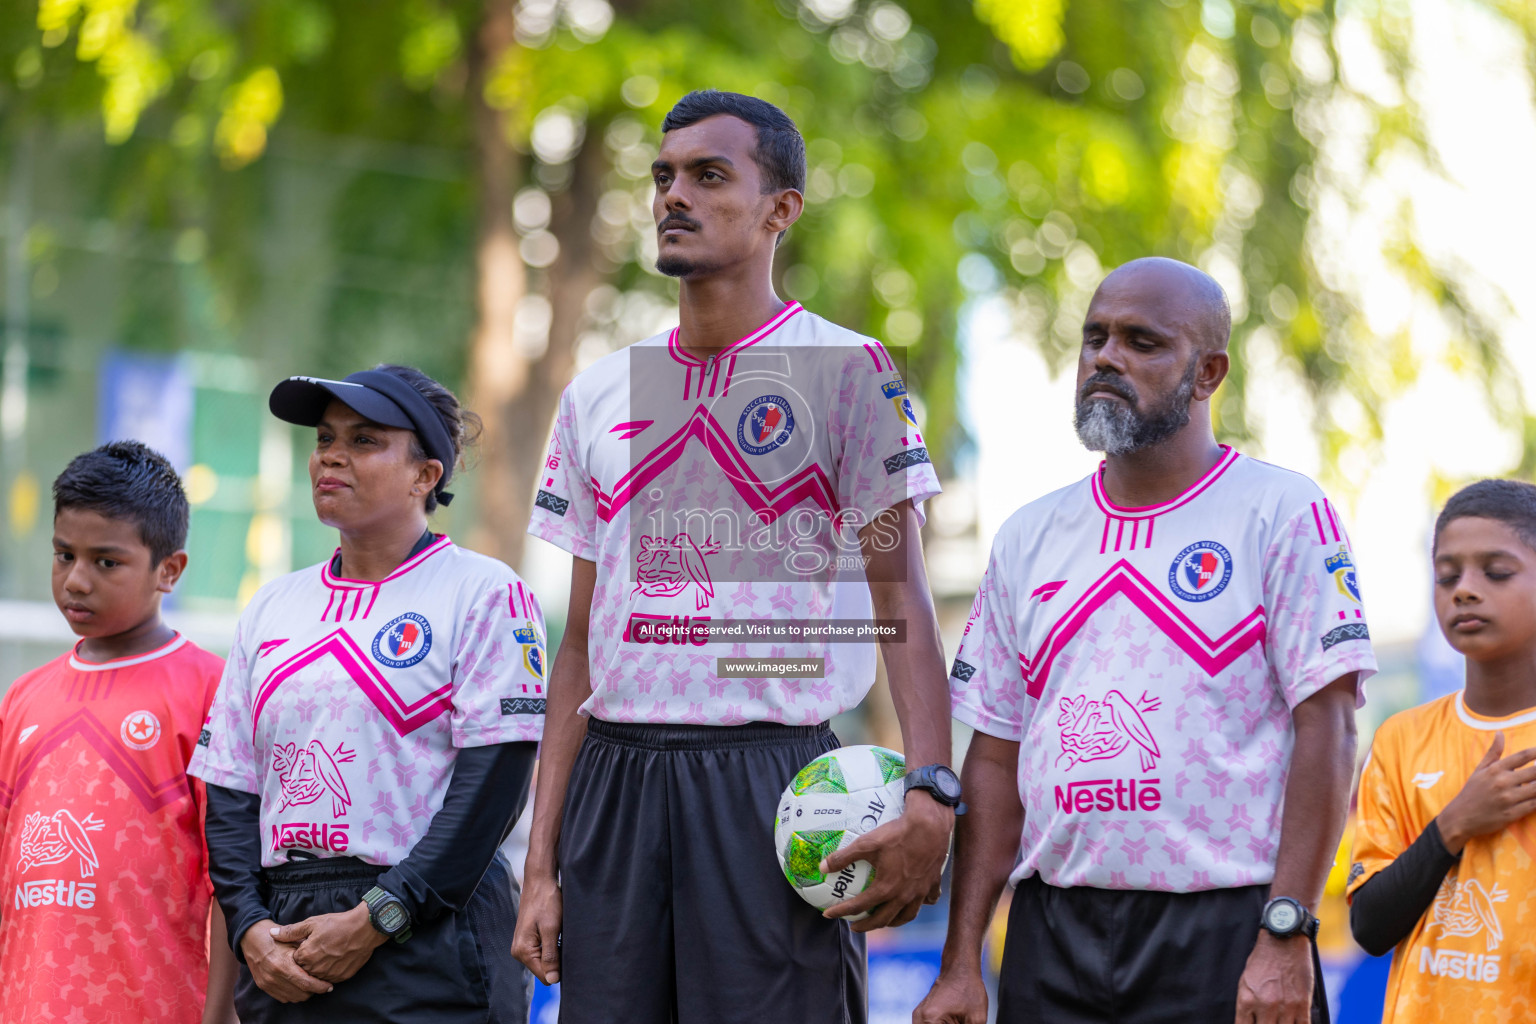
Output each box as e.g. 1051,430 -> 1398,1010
774,745 -> 906,920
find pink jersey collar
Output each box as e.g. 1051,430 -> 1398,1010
320,534 -> 454,590
666,301 -> 803,368
1090,445 -> 1240,521
69,632 -> 187,672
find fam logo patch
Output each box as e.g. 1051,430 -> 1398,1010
737,395 -> 795,455
500,697 -> 547,716
882,377 -> 919,428
950,658 -> 976,682
372,612 -> 433,668
513,623 -> 545,680
535,490 -> 569,517
120,710 -> 161,751
883,447 -> 931,475
1322,622 -> 1370,651
1169,541 -> 1233,602
1325,545 -> 1361,603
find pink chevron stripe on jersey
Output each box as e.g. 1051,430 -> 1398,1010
252,629 -> 454,739
0,709 -> 188,812
1018,559 -> 1266,699
594,405 -> 838,524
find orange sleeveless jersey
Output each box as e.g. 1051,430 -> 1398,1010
0,635 -> 223,1023
1348,692 -> 1536,1023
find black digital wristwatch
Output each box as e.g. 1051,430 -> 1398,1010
362,885 -> 413,944
1259,896 -> 1319,940
903,763 -> 966,814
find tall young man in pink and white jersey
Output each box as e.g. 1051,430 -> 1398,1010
512,90 -> 960,1022
916,259 -> 1376,1024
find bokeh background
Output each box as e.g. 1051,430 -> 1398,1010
4,0 -> 1536,1020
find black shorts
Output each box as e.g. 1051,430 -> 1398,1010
235,853 -> 530,1024
996,875 -> 1329,1024
558,719 -> 866,1024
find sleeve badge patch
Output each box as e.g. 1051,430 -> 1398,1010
535,490 -> 570,517
883,447 -> 931,475
1325,545 -> 1361,602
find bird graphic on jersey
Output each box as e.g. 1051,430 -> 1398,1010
272,740 -> 356,817
1431,878 -> 1508,952
16,809 -> 105,877
1056,690 -> 1163,772
635,532 -> 721,611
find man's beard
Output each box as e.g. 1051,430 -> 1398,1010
1074,358 -> 1199,456
655,213 -> 714,278
655,251 -> 719,278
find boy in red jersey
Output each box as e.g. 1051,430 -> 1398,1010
0,441 -> 237,1023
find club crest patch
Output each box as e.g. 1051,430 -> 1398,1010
1169,541 -> 1233,602
372,612 -> 433,668
1325,545 -> 1361,603
882,378 -> 919,428
737,395 -> 795,455
513,623 -> 545,681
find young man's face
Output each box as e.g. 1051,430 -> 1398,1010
52,508 -> 181,639
1433,515 -> 1536,661
651,114 -> 779,280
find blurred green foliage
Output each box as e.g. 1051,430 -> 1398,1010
0,0 -> 1528,502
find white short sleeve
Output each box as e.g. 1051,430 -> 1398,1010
949,551 -> 1027,741
527,383 -> 599,562
188,622 -> 261,793
451,580 -> 548,746
1263,498 -> 1377,708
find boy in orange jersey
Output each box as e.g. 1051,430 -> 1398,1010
1349,478 -> 1536,1022
0,441 -> 237,1023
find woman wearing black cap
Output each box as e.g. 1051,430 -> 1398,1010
189,364 -> 547,1022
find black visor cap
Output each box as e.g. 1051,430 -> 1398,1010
269,375 -> 416,431
269,370 -> 458,504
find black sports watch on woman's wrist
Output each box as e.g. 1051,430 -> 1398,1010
903,764 -> 966,814
1259,896 -> 1319,940
362,885 -> 413,943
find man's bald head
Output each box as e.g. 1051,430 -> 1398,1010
1092,257 -> 1231,353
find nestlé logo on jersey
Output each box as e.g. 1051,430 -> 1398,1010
1169,541 -> 1233,602
372,612 -> 432,668
14,808 -> 105,910
737,395 -> 795,455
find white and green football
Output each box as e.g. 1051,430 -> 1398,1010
774,744 -> 906,920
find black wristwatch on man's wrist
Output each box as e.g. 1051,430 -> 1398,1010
1259,896 -> 1319,940
903,763 -> 966,814
362,885 -> 413,943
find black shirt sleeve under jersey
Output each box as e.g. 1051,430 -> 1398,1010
376,740 -> 537,925
1349,817 -> 1461,957
205,784 -> 272,957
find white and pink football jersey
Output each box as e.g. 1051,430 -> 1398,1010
951,448 -> 1376,892
528,301 -> 941,726
189,538 -> 546,868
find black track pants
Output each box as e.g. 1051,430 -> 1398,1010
997,875 -> 1329,1024
234,853 -> 530,1023
557,719 -> 867,1024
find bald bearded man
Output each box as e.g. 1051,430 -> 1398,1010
917,259 -> 1376,1024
